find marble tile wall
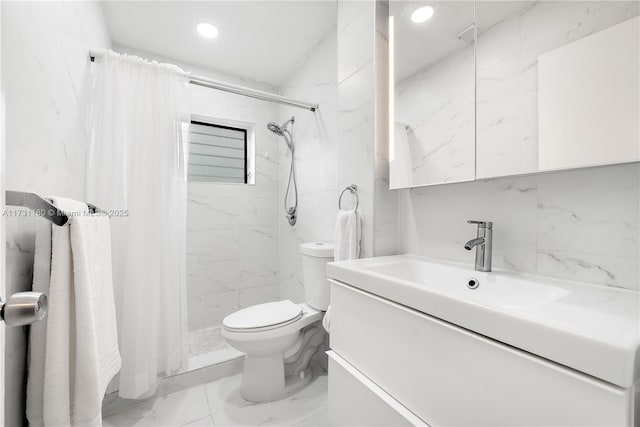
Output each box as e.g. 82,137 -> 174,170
398,163 -> 640,291
337,0 -> 377,259
187,73 -> 281,330
2,2 -> 111,425
337,0 -> 397,260
117,46 -> 284,331
277,0 -> 397,302
277,25 -> 339,302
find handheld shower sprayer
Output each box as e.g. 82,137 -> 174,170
267,116 -> 298,226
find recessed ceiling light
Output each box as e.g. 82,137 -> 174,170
411,6 -> 434,24
196,22 -> 219,39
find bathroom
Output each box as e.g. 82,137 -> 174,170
0,0 -> 638,426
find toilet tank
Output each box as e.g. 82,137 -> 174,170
300,242 -> 334,311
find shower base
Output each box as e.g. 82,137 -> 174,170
188,325 -> 243,371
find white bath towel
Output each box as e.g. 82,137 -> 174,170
26,197 -> 121,427
334,208 -> 360,262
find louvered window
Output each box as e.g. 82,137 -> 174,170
188,120 -> 248,183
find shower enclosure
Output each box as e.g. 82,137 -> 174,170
183,98 -> 312,373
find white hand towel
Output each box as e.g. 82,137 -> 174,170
26,197 -> 121,427
334,208 -> 360,262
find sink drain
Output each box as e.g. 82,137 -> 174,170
467,278 -> 479,289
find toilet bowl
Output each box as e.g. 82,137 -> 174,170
222,242 -> 333,402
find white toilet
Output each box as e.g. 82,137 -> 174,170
222,242 -> 333,402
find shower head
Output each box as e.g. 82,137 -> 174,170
267,122 -> 284,136
267,116 -> 295,136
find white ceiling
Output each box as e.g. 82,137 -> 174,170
101,1 -> 337,87
393,1 -> 534,82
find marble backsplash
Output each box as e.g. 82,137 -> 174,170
398,163 -> 640,291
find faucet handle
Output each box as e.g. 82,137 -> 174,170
467,220 -> 493,229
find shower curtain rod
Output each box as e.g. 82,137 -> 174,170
89,50 -> 319,112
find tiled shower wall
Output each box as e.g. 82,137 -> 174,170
185,70 -> 281,331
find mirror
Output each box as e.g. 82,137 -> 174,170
476,1 -> 639,179
389,1 -> 476,188
389,1 -> 640,188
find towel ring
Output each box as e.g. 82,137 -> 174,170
338,184 -> 358,211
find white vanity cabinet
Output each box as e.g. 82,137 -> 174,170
327,280 -> 639,426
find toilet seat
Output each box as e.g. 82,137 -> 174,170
223,300 -> 303,332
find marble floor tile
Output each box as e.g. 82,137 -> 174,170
205,372 -> 328,426
103,367 -> 329,427
182,416 -> 216,426
293,407 -> 330,427
102,386 -> 210,427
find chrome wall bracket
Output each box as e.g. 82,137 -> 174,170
0,292 -> 48,327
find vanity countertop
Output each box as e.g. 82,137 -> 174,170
327,254 -> 640,388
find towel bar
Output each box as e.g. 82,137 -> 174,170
5,191 -> 108,226
5,190 -> 68,226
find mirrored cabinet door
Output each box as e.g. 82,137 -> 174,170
389,1 -> 639,188
476,1 -> 639,179
389,1 -> 476,189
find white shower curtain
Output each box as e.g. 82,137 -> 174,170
87,50 -> 189,398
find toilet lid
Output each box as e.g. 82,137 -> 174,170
222,300 -> 303,331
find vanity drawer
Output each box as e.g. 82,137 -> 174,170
330,280 -> 636,426
328,350 -> 428,426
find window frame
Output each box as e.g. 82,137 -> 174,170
187,114 -> 256,185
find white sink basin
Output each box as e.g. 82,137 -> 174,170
364,261 -> 571,310
328,254 -> 640,388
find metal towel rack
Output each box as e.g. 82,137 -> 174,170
6,191 -> 69,226
338,184 -> 359,211
5,191 -> 107,226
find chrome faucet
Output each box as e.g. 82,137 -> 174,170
464,220 -> 493,272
